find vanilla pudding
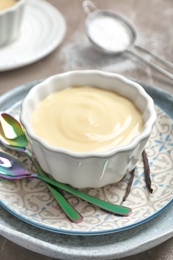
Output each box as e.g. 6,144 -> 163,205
31,86 -> 143,152
0,0 -> 17,11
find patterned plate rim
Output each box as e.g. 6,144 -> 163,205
0,79 -> 173,236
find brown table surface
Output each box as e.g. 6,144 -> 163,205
0,0 -> 173,259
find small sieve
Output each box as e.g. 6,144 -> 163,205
83,0 -> 173,80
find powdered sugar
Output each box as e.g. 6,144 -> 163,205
59,34 -> 137,73
87,15 -> 132,52
58,21 -> 169,83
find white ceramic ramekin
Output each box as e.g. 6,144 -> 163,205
21,70 -> 156,188
0,0 -> 26,47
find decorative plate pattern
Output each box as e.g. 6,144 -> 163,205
0,101 -> 173,235
0,0 -> 66,71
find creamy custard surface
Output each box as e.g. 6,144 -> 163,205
31,86 -> 143,152
0,0 -> 17,11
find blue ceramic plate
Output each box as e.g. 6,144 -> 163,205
0,80 -> 173,259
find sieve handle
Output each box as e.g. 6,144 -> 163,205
82,0 -> 98,16
127,47 -> 173,81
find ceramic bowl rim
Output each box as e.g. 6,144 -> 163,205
20,70 -> 157,159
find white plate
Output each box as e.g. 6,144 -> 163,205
1,90 -> 173,236
0,0 -> 66,71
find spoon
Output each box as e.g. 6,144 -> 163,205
0,150 -> 132,216
0,113 -> 83,223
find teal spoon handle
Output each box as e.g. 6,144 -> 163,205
25,150 -> 83,223
33,174 -> 132,216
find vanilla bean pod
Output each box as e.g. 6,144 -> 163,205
123,168 -> 135,202
142,149 -> 153,193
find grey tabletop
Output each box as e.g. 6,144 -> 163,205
0,0 -> 173,259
